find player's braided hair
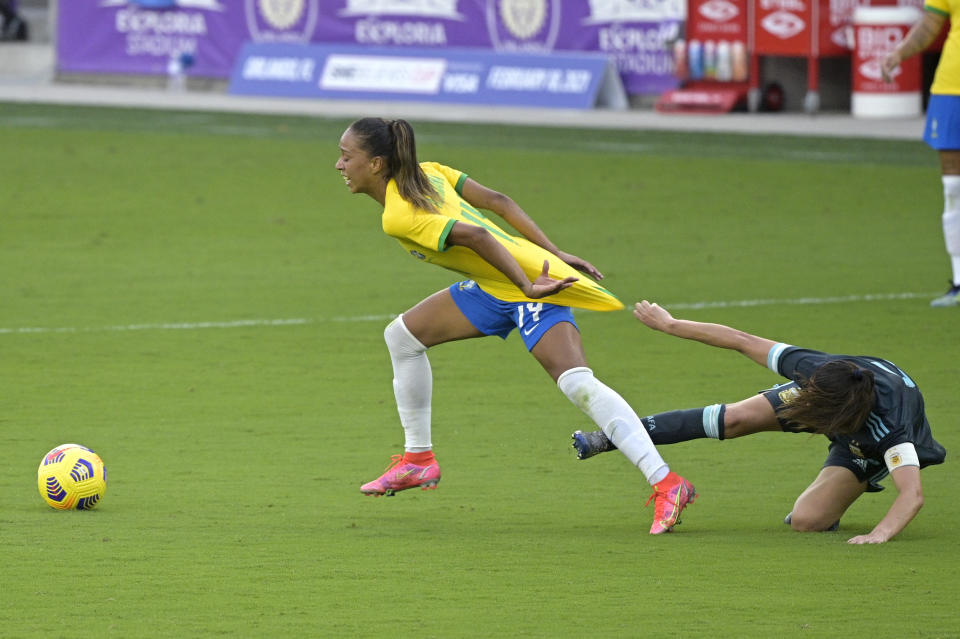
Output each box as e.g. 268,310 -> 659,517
348,117 -> 439,213
775,360 -> 875,437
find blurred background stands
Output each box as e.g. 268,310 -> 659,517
0,0 -> 53,84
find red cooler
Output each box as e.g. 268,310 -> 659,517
851,6 -> 922,118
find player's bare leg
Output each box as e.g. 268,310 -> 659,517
401,288 -> 486,346
786,466 -> 866,532
361,289 -> 483,497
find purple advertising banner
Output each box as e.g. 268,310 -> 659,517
228,42 -> 627,109
57,0 -> 685,95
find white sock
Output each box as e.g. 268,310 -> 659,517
384,316 -> 432,452
941,176 -> 960,285
557,367 -> 669,486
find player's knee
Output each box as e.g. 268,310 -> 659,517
556,367 -> 596,407
789,509 -> 834,532
384,316 -> 426,358
789,515 -> 820,532
721,404 -> 746,438
943,174 -> 960,204
721,402 -> 760,438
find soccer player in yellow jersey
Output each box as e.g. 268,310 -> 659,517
883,0 -> 960,306
336,117 -> 695,534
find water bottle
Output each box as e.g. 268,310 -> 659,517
167,52 -> 194,92
167,53 -> 186,92
732,41 -> 748,81
704,40 -> 717,80
716,40 -> 732,81
673,39 -> 688,81
688,39 -> 703,80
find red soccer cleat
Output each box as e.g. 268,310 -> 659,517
361,454 -> 441,497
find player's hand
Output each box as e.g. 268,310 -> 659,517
556,251 -> 603,280
847,531 -> 890,545
523,260 -> 578,299
880,53 -> 900,83
633,300 -> 675,332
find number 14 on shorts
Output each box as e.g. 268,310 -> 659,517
518,302 -> 543,335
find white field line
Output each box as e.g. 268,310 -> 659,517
663,291 -> 936,310
0,291 -> 937,336
0,315 -> 397,335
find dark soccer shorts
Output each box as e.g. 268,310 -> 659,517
761,381 -> 887,492
760,381 -> 813,433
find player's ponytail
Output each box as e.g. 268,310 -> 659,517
348,117 -> 439,213
776,360 -> 875,437
387,119 -> 439,213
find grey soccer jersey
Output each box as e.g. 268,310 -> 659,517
767,344 -> 946,469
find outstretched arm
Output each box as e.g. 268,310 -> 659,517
633,300 -> 778,368
847,465 -> 923,544
460,178 -> 604,280
881,10 -> 947,81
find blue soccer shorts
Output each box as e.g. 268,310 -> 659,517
448,280 -> 578,351
924,94 -> 960,150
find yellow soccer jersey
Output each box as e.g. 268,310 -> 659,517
927,0 -> 960,95
381,162 -> 623,311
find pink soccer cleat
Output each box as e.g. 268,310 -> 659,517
645,471 -> 696,535
361,454 -> 441,497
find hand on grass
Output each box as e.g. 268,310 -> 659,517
847,531 -> 890,545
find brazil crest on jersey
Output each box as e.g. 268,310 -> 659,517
380,162 -> 623,311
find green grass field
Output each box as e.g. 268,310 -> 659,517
1,103 -> 958,638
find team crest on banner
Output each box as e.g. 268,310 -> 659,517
245,0 -> 319,41
486,0 -> 560,51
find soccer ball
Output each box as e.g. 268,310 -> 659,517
37,444 -> 107,510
